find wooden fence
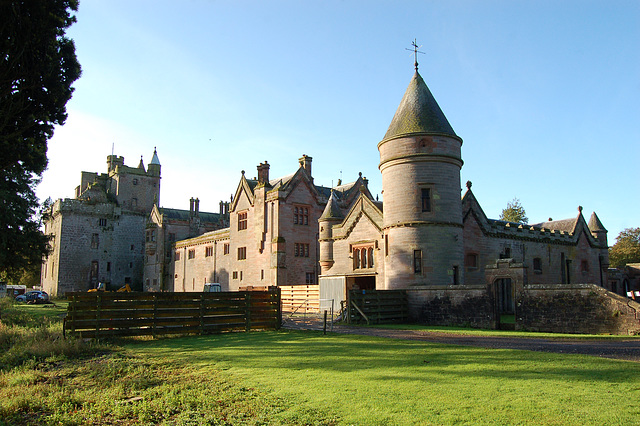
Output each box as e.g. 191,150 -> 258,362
63,289 -> 281,339
241,285 -> 320,313
347,289 -> 408,324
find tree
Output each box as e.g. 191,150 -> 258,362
499,198 -> 528,224
0,1 -> 81,280
609,228 -> 640,268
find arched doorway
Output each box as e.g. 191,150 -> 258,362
495,278 -> 514,329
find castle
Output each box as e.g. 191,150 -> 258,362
43,66 -> 635,332
42,151 -> 162,295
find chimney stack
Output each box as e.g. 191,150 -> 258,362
257,161 -> 270,184
299,154 -> 312,178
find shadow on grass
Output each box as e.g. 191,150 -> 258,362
128,329 -> 637,385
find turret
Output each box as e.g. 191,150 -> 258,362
147,147 -> 161,177
318,190 -> 343,274
378,69 -> 464,288
588,212 -> 608,248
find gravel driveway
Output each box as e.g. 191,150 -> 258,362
283,317 -> 640,362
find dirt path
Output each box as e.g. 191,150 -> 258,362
282,317 -> 640,362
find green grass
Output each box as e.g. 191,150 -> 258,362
2,300 -> 640,425
366,323 -> 640,339
131,330 -> 640,425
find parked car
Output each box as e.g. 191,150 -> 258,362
15,290 -> 50,304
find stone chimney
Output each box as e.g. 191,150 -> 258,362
299,154 -> 312,177
257,161 -> 270,184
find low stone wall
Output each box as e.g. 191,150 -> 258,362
518,284 -> 640,335
407,285 -> 495,329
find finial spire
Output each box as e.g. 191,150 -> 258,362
406,38 -> 425,72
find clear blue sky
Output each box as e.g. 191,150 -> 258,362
38,0 -> 640,243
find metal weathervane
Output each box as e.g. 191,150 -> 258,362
405,38 -> 425,71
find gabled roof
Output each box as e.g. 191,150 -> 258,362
462,188 -> 605,248
382,71 -> 458,143
330,192 -> 384,240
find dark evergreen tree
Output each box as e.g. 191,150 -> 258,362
0,0 -> 81,280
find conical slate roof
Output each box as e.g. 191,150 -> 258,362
150,148 -> 161,165
382,71 -> 457,142
588,212 -> 607,232
320,190 -> 343,221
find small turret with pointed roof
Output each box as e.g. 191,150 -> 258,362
138,155 -> 146,172
147,147 -> 161,177
588,212 -> 608,247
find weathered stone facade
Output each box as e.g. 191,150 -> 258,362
316,68 -> 621,332
166,156 -> 371,293
143,199 -> 228,292
42,150 -> 161,295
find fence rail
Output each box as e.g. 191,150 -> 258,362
347,290 -> 408,324
241,285 -> 320,313
64,289 -> 281,338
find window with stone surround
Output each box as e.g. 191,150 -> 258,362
465,253 -> 478,268
238,211 -> 248,230
294,205 -> 309,225
414,250 -> 422,274
533,257 -> 542,273
223,243 -> 230,255
188,249 -> 196,259
205,246 -> 213,257
98,218 -> 107,227
91,233 -> 99,249
232,271 -> 238,279
295,243 -> 310,257
306,272 -> 315,284
238,246 -> 247,260
421,188 -> 431,212
175,251 -> 180,261
352,244 -> 374,270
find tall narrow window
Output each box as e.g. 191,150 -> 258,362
368,247 -> 374,268
238,247 -> 247,260
385,234 -> 389,256
91,233 -> 99,249
421,188 -> 431,212
414,250 -> 422,274
452,266 -> 459,285
238,212 -> 248,230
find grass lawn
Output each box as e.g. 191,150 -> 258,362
2,299 -> 640,425
132,330 -> 640,425
369,323 -> 640,340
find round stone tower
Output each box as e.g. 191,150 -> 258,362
378,69 -> 464,288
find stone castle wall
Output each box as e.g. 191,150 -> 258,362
518,284 -> 640,335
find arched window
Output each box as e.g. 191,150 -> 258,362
368,247 -> 374,268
